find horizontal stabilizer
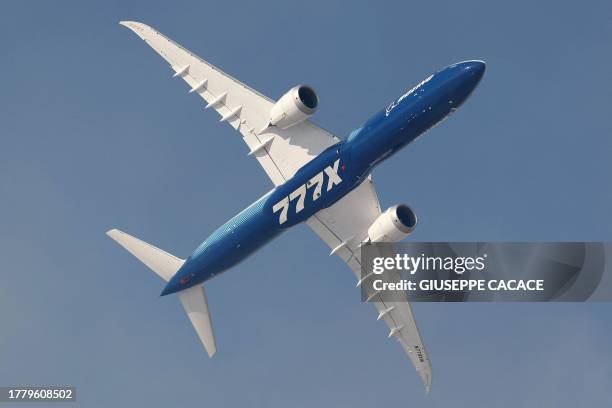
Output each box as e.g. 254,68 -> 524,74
106,229 -> 183,281
178,285 -> 217,357
106,228 -> 217,357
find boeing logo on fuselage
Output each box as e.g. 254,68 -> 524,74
385,74 -> 434,117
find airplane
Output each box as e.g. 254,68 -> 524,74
108,21 -> 485,393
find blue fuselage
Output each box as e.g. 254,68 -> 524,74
161,60 -> 485,295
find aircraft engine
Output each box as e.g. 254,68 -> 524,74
367,204 -> 417,243
267,85 -> 318,130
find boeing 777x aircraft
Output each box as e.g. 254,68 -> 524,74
108,21 -> 485,393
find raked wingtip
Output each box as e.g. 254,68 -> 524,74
119,21 -> 149,37
106,228 -> 120,239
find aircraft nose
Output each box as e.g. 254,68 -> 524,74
446,60 -> 486,107
460,60 -> 486,84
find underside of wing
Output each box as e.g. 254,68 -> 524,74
120,21 -> 338,186
306,179 -> 432,392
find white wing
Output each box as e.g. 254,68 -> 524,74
306,178 -> 433,392
120,21 -> 338,186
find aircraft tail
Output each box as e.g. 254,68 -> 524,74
106,229 -> 217,357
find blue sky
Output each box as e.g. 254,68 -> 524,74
1,0 -> 611,406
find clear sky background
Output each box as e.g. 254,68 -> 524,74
1,0 -> 611,406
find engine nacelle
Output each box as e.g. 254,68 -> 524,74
268,85 -> 318,130
367,204 -> 417,243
